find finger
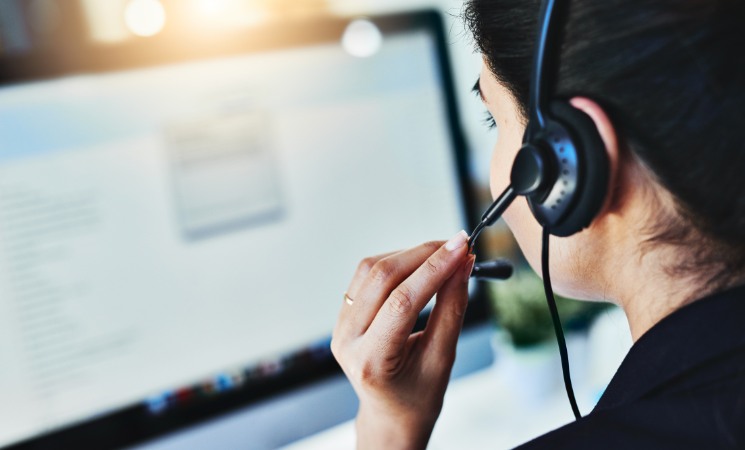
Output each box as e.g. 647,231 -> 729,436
335,250 -> 399,337
344,250 -> 400,305
339,241 -> 445,338
366,231 -> 470,359
422,254 -> 475,364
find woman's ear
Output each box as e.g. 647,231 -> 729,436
569,96 -> 622,214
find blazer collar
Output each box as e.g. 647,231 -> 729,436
594,283 -> 745,411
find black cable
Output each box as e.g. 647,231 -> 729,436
541,227 -> 582,420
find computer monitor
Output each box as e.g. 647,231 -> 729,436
0,9 -> 490,449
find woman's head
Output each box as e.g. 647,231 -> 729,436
464,0 -> 745,299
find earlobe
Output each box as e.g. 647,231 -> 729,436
569,97 -> 622,214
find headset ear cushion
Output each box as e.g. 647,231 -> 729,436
548,101 -> 610,236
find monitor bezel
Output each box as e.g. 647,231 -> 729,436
1,9 -> 492,450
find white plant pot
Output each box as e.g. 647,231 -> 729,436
491,331 -> 591,410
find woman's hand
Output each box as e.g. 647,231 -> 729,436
331,231 -> 476,450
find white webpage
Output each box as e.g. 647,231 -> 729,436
0,32 -> 465,446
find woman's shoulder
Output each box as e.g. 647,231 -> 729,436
518,284 -> 745,449
518,379 -> 745,449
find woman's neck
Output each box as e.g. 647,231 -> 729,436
610,242 -> 712,341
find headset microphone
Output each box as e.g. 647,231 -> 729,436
468,0 -> 610,421
469,259 -> 513,281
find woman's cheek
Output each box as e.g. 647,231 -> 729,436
503,198 -> 543,273
489,141 -> 514,198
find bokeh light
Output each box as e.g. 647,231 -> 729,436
124,0 -> 166,37
341,19 -> 383,58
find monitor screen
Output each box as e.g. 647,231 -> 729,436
0,11 -> 483,449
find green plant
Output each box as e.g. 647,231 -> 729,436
488,269 -> 613,348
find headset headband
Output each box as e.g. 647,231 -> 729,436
526,0 -> 564,140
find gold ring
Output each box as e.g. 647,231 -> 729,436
344,292 -> 354,306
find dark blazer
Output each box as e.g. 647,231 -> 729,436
519,284 -> 745,449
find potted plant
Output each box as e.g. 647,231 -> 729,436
487,269 -> 611,404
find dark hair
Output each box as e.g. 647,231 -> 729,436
464,0 -> 745,290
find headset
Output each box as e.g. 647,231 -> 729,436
468,0 -> 610,420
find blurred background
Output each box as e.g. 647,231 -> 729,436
0,1 -> 630,449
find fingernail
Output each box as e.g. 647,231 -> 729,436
462,255 -> 476,283
445,230 -> 468,251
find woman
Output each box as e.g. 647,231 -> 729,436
331,0 -> 745,448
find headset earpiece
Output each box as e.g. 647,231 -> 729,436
524,100 -> 609,237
